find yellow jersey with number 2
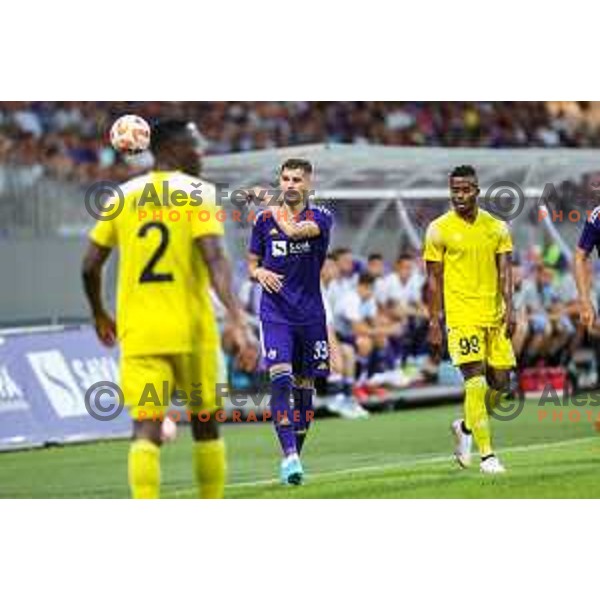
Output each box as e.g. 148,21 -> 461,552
89,170 -> 224,357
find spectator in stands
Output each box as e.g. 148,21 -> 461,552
365,252 -> 387,305
518,263 -> 552,364
382,253 -> 426,314
321,253 -> 339,313
4,102 -> 600,185
332,272 -> 391,401
511,262 -> 531,362
543,263 -> 578,365
553,257 -> 582,356
238,277 -> 262,318
519,263 -> 576,366
327,247 -> 361,313
321,261 -> 369,419
379,253 -> 428,367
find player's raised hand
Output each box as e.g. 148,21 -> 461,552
581,299 -> 596,331
224,322 -> 259,372
255,267 -> 284,293
427,319 -> 443,363
237,327 -> 260,372
94,310 -> 117,347
504,308 -> 516,339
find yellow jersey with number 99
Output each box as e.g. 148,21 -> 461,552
88,170 -> 224,356
423,208 -> 512,328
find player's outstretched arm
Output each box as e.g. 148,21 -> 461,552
425,260 -> 443,362
196,236 -> 257,371
574,247 -> 596,330
271,205 -> 321,239
81,241 -> 116,347
497,251 -> 514,338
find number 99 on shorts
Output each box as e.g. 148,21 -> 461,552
447,325 -> 516,368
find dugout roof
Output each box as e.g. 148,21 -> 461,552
204,143 -> 600,199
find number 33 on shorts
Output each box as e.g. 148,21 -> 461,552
447,325 -> 516,368
313,340 -> 329,360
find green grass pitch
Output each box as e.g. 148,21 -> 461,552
1,399 -> 599,498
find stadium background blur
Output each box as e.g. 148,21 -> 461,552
2,101 -> 600,379
2,101 -> 600,496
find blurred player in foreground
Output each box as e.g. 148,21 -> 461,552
82,120 -> 256,499
424,165 -> 515,474
247,159 -> 333,485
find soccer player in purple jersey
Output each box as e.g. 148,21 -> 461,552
247,158 -> 333,485
575,205 -> 600,330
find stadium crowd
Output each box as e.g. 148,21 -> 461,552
232,241 -> 600,417
1,101 -> 600,184
3,101 -> 599,414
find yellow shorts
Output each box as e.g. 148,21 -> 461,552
447,324 -> 516,369
121,342 -> 224,420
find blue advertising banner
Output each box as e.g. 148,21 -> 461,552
0,326 -> 131,451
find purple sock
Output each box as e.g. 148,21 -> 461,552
356,356 -> 369,383
386,343 -> 398,370
369,347 -> 388,376
270,371 -> 297,457
343,377 -> 354,397
292,387 -> 314,455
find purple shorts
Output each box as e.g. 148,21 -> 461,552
259,320 -> 330,377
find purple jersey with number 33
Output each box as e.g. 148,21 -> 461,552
249,205 -> 333,325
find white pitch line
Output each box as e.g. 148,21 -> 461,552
224,436 -> 599,490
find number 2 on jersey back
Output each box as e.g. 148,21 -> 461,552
138,222 -> 174,283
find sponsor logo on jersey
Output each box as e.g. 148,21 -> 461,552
271,240 -> 312,257
289,241 -> 311,255
272,240 -> 287,256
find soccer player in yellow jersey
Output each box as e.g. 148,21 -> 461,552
81,120 -> 256,498
424,165 -> 515,474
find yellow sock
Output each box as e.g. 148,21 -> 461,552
464,375 -> 493,457
193,438 -> 226,499
128,439 -> 160,499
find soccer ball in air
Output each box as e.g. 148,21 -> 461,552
110,114 -> 151,153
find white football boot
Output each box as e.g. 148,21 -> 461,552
451,419 -> 472,468
480,455 -> 506,474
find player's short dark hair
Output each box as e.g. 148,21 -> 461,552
396,252 -> 414,263
358,272 -> 375,287
151,119 -> 191,153
332,247 -> 352,259
450,165 -> 477,179
280,158 -> 313,175
368,253 -> 384,262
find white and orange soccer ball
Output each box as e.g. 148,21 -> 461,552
110,114 -> 151,153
